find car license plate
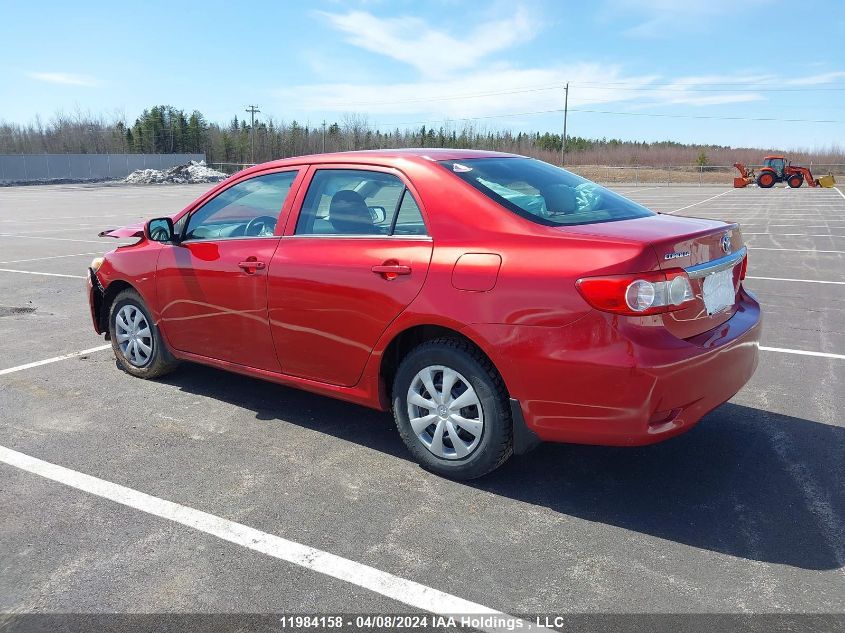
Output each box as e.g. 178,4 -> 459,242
702,268 -> 735,315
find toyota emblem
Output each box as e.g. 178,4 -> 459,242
720,234 -> 732,254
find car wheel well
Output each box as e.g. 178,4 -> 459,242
380,325 -> 505,404
99,280 -> 135,333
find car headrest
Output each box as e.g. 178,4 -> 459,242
542,185 -> 578,215
329,190 -> 374,234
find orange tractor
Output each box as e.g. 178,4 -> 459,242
733,155 -> 835,188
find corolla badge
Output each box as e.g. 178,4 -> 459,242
720,233 -> 732,254
664,251 -> 690,260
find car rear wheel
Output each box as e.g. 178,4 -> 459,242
108,288 -> 178,379
392,338 -> 512,480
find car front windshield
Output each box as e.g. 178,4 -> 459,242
439,157 -> 655,226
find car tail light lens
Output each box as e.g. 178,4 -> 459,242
576,269 -> 694,316
739,253 -> 748,280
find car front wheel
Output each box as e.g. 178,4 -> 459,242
108,288 -> 178,379
392,338 -> 512,480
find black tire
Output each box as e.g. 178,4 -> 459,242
787,174 -> 803,188
392,338 -> 512,480
108,288 -> 178,379
756,172 -> 776,188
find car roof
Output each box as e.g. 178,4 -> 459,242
239,148 -> 525,174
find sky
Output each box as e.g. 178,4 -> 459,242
1,0 -> 843,149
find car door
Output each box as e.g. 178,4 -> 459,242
156,168 -> 302,371
268,165 -> 433,386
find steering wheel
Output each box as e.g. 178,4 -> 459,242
244,215 -> 277,237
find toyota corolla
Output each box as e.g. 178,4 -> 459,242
87,149 -> 761,479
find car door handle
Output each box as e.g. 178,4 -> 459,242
371,263 -> 411,278
238,259 -> 266,273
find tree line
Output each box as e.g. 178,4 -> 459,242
1,106 -> 842,167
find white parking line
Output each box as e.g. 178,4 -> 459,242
748,246 -> 845,254
0,213 -> 131,222
0,445 -> 537,631
747,276 -> 845,285
0,268 -> 85,279
761,346 -> 845,360
743,233 -> 845,237
0,345 -> 111,376
0,226 -> 104,234
742,225 -> 845,228
614,186 -> 662,195
0,233 -> 106,244
834,187 -> 845,200
0,252 -> 101,265
666,190 -> 733,214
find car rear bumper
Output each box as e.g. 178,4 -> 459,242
473,286 -> 762,447
87,267 -> 105,335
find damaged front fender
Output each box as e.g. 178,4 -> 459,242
87,267 -> 106,335
98,223 -> 145,239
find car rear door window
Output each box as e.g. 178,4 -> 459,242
391,189 -> 427,236
295,169 -> 427,236
184,171 -> 297,240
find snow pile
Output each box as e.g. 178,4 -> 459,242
124,160 -> 228,184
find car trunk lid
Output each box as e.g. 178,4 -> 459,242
561,214 -> 746,338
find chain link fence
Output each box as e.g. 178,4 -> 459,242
9,156 -> 834,188
208,162 -> 257,175
565,164 -> 845,186
0,153 -> 206,185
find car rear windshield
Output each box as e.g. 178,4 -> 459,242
438,157 -> 655,226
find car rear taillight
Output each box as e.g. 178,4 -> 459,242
739,253 -> 748,280
576,269 -> 694,316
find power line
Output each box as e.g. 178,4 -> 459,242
328,84 -> 565,108
325,80 -> 845,110
575,77 -> 845,87
571,108 -> 843,123
574,83 -> 845,93
383,108 -> 843,127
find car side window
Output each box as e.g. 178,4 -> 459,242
184,171 -> 297,241
295,169 -> 427,236
391,189 -> 427,236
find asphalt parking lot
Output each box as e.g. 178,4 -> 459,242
0,181 -> 843,627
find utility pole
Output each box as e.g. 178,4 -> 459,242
322,120 -> 327,153
245,105 -> 260,164
561,82 -> 569,166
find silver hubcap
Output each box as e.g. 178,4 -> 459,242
115,304 -> 153,367
407,365 -> 484,460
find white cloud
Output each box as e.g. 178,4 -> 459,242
316,8 -> 536,77
784,71 -> 845,86
28,72 -> 100,87
276,65 -> 628,116
605,0 -> 766,37
659,93 -> 764,106
637,75 -> 768,106
275,66 -> 779,124
280,8 -> 838,127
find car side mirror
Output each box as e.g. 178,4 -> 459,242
368,206 -> 387,224
146,217 -> 176,243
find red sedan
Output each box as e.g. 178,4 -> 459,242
88,149 -> 761,479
